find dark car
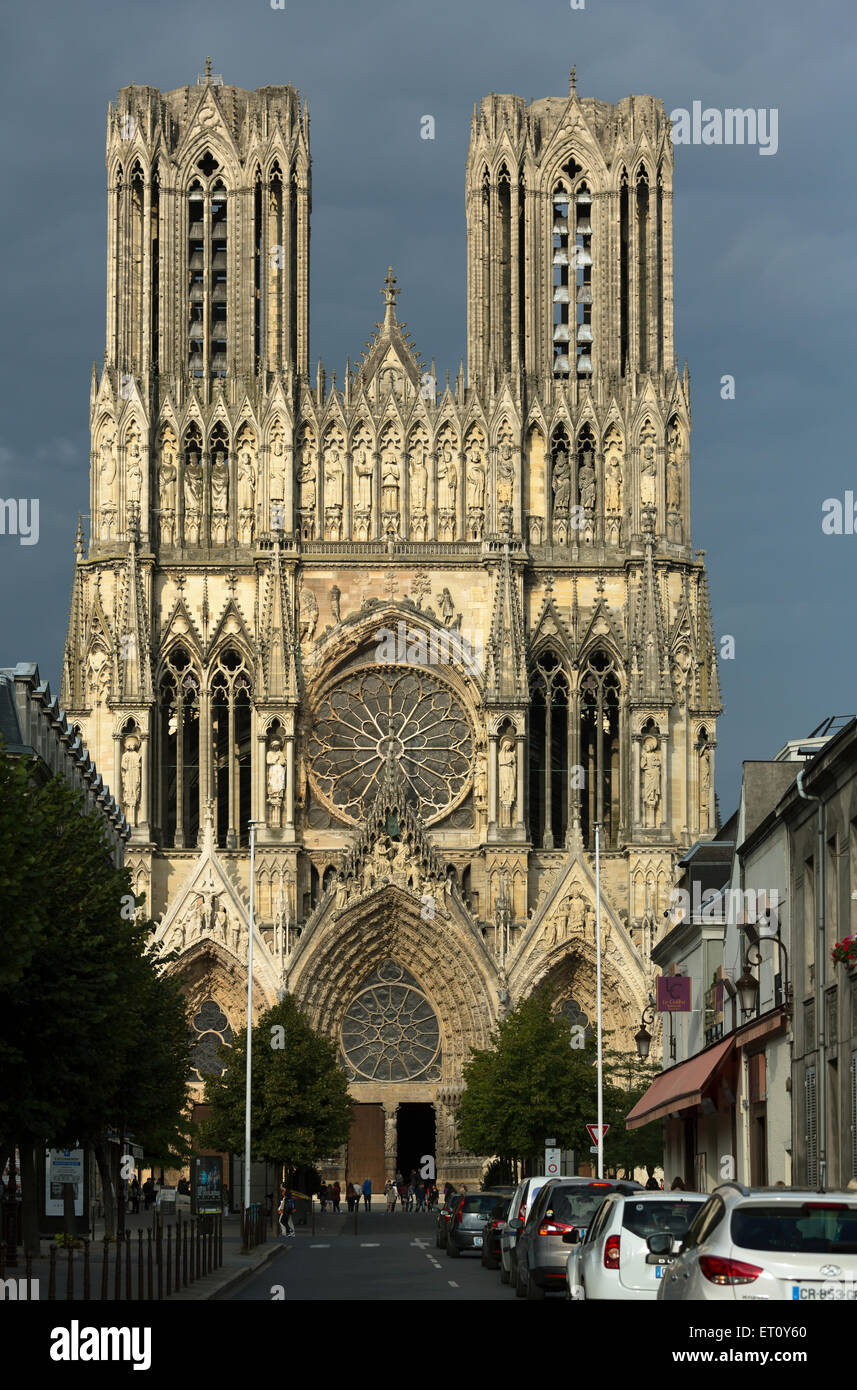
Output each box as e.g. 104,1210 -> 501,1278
448,1189 -> 513,1258
480,1193 -> 515,1270
513,1178 -> 641,1299
436,1192 -> 464,1250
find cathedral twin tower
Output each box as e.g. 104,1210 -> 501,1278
62,64 -> 719,1181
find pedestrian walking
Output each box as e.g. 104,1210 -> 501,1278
332,1181 -> 341,1213
278,1187 -> 296,1237
397,1178 -> 407,1209
130,1176 -> 140,1214
362,1177 -> 372,1211
385,1179 -> 397,1214
415,1182 -> 425,1212
142,1177 -> 155,1211
345,1182 -> 356,1213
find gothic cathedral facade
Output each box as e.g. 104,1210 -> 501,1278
62,68 -> 720,1182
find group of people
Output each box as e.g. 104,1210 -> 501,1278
383,1171 -> 440,1213
128,1176 -> 157,1212
317,1181 -> 342,1213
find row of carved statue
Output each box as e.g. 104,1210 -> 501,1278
94,416 -> 685,544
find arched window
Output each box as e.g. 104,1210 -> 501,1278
636,168 -> 650,371
529,651 -> 570,849
498,165 -> 512,372
210,646 -> 252,849
619,170 -> 630,374
186,158 -> 227,378
159,644 -> 200,849
580,650 -> 621,849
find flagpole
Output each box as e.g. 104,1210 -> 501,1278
595,820 -> 603,1180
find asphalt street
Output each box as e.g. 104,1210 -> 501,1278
226,1208 -> 521,1301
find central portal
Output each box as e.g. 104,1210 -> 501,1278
396,1102 -> 436,1182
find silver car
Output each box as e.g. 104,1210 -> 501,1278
658,1183 -> 857,1301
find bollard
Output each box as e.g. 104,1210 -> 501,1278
137,1229 -> 144,1301
176,1211 -> 182,1288
166,1225 -> 172,1298
218,1213 -> 223,1268
114,1234 -> 122,1301
66,1244 -> 74,1301
147,1227 -> 153,1300
83,1240 -> 90,1302
182,1220 -> 188,1288
124,1231 -> 131,1300
48,1243 -> 57,1301
101,1237 -> 109,1301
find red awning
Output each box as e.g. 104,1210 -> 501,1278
626,1037 -> 734,1130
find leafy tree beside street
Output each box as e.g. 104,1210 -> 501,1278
200,994 -> 352,1176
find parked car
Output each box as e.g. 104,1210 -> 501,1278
512,1177 -> 638,1299
481,1193 -> 514,1270
499,1175 -> 555,1285
435,1192 -> 464,1250
657,1184 -> 857,1301
566,1189 -> 706,1300
447,1189 -> 513,1258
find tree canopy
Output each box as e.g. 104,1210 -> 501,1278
200,993 -> 352,1172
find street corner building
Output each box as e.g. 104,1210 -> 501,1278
59,64 -> 721,1185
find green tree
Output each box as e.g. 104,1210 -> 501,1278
0,753 -> 192,1248
200,994 -> 352,1174
457,990 -> 598,1166
601,1049 -> 663,1178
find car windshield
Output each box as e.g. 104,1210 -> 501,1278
731,1204 -> 857,1254
462,1193 -> 502,1216
622,1199 -> 705,1238
542,1187 -> 612,1227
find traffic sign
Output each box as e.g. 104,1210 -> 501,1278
585,1124 -> 609,1146
544,1147 -> 561,1176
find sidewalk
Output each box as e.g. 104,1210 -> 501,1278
7,1210 -> 282,1302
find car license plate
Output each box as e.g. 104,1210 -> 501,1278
473,1236 -> 483,1247
793,1283 -> 857,1300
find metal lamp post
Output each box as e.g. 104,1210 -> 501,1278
244,821 -> 261,1214
595,821 -> 604,1179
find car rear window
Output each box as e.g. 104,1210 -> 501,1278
731,1204 -> 857,1254
543,1187 -> 613,1227
462,1194 -> 502,1216
622,1200 -> 705,1238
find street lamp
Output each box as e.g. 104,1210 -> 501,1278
244,820 -> 263,1215
736,963 -> 759,1019
635,1002 -> 656,1062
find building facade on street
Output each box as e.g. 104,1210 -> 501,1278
60,66 -> 720,1185
630,718 -> 857,1193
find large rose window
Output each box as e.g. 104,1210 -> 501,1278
341,961 -> 441,1082
308,667 -> 473,824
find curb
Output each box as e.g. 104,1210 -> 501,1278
205,1241 -> 284,1301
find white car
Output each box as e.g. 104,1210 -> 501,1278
566,1190 -> 706,1300
658,1184 -> 857,1301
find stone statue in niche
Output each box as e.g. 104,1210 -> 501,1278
567,885 -> 587,936
437,439 -> 458,540
466,442 -> 485,509
605,450 -> 623,513
699,745 -> 711,829
410,442 -> 428,539
183,449 -> 203,544
380,439 -> 400,524
330,585 -> 341,624
126,430 -> 143,516
551,445 -> 571,542
237,436 -> 256,544
640,427 -> 657,510
641,735 -> 662,828
667,425 -> 681,515
211,449 -> 229,544
497,432 -> 515,534
438,587 -> 455,626
474,742 -> 488,813
266,735 -> 287,827
269,427 -> 287,502
578,453 -> 596,512
498,735 -> 517,827
297,442 -> 316,537
159,434 -> 178,544
213,896 -> 229,944
121,732 -> 142,826
99,424 -> 118,538
298,578 -> 318,645
323,441 -> 344,540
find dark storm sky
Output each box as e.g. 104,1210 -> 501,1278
1,0 -> 855,813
